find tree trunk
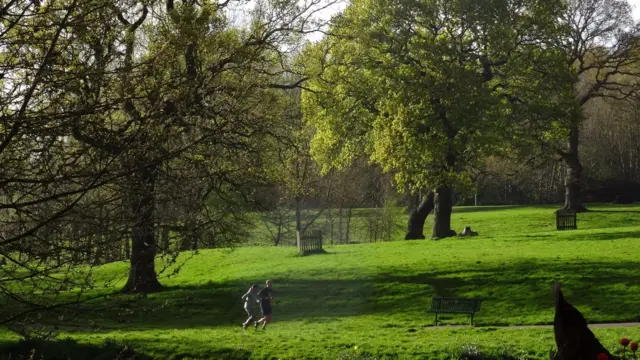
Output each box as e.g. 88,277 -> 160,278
161,226 -> 170,253
122,166 -> 162,294
432,186 -> 456,239
180,216 -> 200,251
328,207 -> 334,245
123,236 -> 130,260
295,197 -> 302,252
562,124 -> 588,212
275,224 -> 282,246
405,191 -> 435,240
338,207 -> 343,244
345,208 -> 352,244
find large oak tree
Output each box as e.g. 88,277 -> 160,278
302,0 -> 572,238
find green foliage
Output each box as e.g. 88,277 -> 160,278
302,0 -> 572,194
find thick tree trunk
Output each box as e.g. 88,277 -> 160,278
432,186 -> 456,239
122,166 -> 162,294
405,191 -> 435,240
562,124 -> 588,213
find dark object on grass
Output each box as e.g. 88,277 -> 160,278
552,283 -> 615,360
555,210 -> 577,230
458,226 -> 478,237
612,194 -> 633,204
428,297 -> 482,326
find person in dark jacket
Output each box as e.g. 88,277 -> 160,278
254,280 -> 274,330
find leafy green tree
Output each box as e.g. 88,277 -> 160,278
302,0 -> 572,238
0,0 -> 134,332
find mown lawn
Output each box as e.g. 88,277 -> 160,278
2,204 -> 640,359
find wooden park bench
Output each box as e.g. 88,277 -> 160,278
428,297 -> 483,326
555,209 -> 577,230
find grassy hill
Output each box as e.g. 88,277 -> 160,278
2,204 -> 640,359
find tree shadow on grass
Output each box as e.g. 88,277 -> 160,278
0,338 -> 152,360
51,258 -> 640,332
589,210 -> 640,214
452,205 -> 530,214
379,259 -> 640,326
0,338 -> 253,360
560,230 -> 640,241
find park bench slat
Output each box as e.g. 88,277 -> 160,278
428,297 -> 482,326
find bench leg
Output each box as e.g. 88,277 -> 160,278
435,312 -> 438,327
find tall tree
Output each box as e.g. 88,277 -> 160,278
264,86 -> 330,251
302,0 -> 572,238
0,0 -> 137,331
556,0 -> 640,212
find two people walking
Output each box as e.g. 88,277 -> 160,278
241,279 -> 273,330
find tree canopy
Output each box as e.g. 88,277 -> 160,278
302,0 -> 573,237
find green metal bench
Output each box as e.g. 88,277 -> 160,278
428,297 -> 482,326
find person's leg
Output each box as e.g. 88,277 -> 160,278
243,307 -> 254,329
261,314 -> 272,329
255,304 -> 267,328
255,313 -> 266,326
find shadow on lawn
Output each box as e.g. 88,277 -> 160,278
553,228 -> 640,241
0,338 -> 152,360
0,338 -> 253,360
588,208 -> 640,214
57,258 -> 640,331
379,259 -> 640,325
452,205 -> 530,214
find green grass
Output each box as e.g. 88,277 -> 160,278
2,204 -> 640,359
